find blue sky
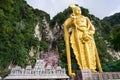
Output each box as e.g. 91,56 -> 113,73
25,0 -> 120,19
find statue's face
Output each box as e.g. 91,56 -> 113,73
74,8 -> 81,15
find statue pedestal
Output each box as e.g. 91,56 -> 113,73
71,69 -> 120,80
76,69 -> 92,80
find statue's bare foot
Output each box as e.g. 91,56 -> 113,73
91,69 -> 97,72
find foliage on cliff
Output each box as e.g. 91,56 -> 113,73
103,13 -> 120,51
0,0 -> 50,71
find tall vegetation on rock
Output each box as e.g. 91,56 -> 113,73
0,0 -> 50,74
111,24 -> 120,51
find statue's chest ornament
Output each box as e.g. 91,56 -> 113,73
76,17 -> 86,26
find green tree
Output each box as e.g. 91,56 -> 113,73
0,0 -> 50,72
111,24 -> 120,51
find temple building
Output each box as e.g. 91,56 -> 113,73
5,59 -> 69,80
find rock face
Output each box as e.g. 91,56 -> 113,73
107,49 -> 120,59
29,46 -> 36,57
42,17 -> 54,50
42,17 -> 64,50
41,51 -> 59,69
42,17 -> 54,42
5,59 -> 69,79
52,22 -> 64,40
34,22 -> 42,41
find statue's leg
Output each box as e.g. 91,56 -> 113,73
71,42 -> 82,69
86,41 -> 96,72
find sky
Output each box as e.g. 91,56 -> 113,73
25,0 -> 120,19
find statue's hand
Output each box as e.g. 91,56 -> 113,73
69,72 -> 76,77
81,34 -> 92,43
83,35 -> 91,41
81,31 -> 92,42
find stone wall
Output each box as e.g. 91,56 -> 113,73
73,69 -> 120,80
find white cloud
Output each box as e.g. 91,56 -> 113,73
108,8 -> 120,17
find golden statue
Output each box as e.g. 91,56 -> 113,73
63,4 -> 103,76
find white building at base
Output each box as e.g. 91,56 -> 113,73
5,59 -> 69,80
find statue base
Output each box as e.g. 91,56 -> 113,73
71,69 -> 120,80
